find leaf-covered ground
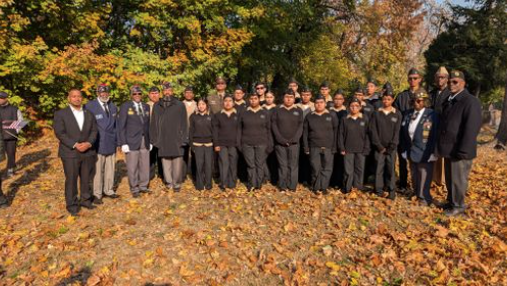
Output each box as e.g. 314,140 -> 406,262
1,129 -> 506,286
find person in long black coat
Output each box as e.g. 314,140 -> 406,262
436,70 -> 482,216
150,82 -> 188,192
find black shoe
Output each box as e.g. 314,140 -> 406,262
342,189 -> 351,194
93,197 -> 103,205
173,188 -> 181,193
104,193 -> 120,199
81,204 -> 96,210
132,193 -> 140,198
0,202 -> 8,209
69,211 -> 79,217
445,208 -> 465,217
375,190 -> 384,197
140,189 -> 151,194
289,189 -> 296,192
388,191 -> 396,200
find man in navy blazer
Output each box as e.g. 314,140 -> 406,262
85,84 -> 119,204
400,90 -> 439,206
54,89 -> 98,216
118,85 -> 151,197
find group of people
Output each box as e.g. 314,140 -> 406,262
49,66 -> 482,217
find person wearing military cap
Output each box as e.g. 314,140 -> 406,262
303,94 -> 338,193
85,84 -> 119,204
151,82 -> 188,192
429,66 -> 451,187
189,98 -> 214,191
338,98 -> 370,193
238,93 -> 272,191
118,86 -> 151,198
394,68 -> 423,193
288,78 -> 302,104
233,85 -> 248,113
319,82 -> 334,109
0,91 -> 24,178
437,70 -> 482,216
329,89 -> 347,189
182,85 -> 197,180
353,87 -> 374,119
297,86 -> 315,118
370,85 -> 402,199
54,88 -> 98,215
212,95 -> 240,190
271,89 -> 304,192
400,89 -> 439,205
207,77 -> 228,114
146,86 -> 164,181
365,79 -> 382,109
262,89 -> 278,185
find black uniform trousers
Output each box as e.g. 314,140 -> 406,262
298,147 -> 311,185
330,154 -> 344,189
265,151 -> 278,185
4,140 -> 16,170
218,146 -> 238,189
61,155 -> 96,213
193,145 -> 213,190
397,148 -> 409,189
183,145 -> 196,181
309,147 -> 334,191
374,150 -> 396,193
242,145 -> 267,189
343,153 -> 365,192
275,144 -> 299,190
149,146 -> 164,181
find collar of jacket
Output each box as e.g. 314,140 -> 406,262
347,112 -> 363,119
197,111 -> 210,116
280,104 -> 296,111
247,106 -> 262,113
379,107 -> 397,115
312,109 -> 330,116
235,100 -> 246,105
263,104 -> 276,110
330,106 -> 346,112
221,108 -> 237,115
449,89 -> 467,102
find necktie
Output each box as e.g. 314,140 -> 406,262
103,102 -> 110,118
136,103 -> 144,123
411,111 -> 419,121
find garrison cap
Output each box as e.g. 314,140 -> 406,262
413,88 -> 429,100
0,91 -> 7,99
161,82 -> 172,90
408,68 -> 421,76
450,70 -> 465,81
300,86 -> 311,93
320,81 -> 330,88
354,86 -> 365,94
382,82 -> 394,97
314,94 -> 326,101
130,85 -> 143,94
149,86 -> 160,93
334,89 -> 344,96
284,89 -> 296,96
216,76 -> 226,84
234,84 -> 244,91
97,84 -> 110,93
349,97 -> 361,105
184,85 -> 194,92
366,78 -> 377,86
288,78 -> 298,84
436,66 -> 449,76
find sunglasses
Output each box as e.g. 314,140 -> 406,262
408,77 -> 420,81
414,99 -> 425,103
450,80 -> 460,85
133,93 -> 142,95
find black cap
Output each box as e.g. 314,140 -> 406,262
408,68 -> 420,76
366,78 -> 377,86
349,97 -> 361,105
334,89 -> 344,96
450,70 -> 465,81
161,82 -> 172,90
320,81 -> 330,88
354,86 -> 365,94
97,84 -> 110,93
130,85 -> 143,94
184,85 -> 193,92
314,94 -> 326,101
223,94 -> 233,100
234,84 -> 244,91
288,78 -> 298,84
149,86 -> 160,93
0,91 -> 7,99
382,82 -> 394,97
300,86 -> 311,93
216,76 -> 226,84
284,89 -> 295,96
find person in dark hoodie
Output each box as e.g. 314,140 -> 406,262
303,95 -> 338,193
338,98 -> 370,194
238,93 -> 272,191
271,89 -> 304,192
212,95 -> 240,190
189,99 -> 213,191
400,89 -> 439,206
369,83 -> 402,199
150,82 -> 188,192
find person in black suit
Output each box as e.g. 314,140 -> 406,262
437,70 -> 482,217
118,85 -> 151,198
53,89 -> 98,216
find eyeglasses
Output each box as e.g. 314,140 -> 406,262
450,80 -> 460,85
133,93 -> 142,96
437,76 -> 447,80
408,77 -> 419,81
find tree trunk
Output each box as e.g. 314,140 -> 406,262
495,74 -> 507,145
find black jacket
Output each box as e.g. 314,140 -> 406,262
118,101 -> 150,151
369,109 -> 402,152
395,89 -> 416,116
430,87 -> 451,115
53,106 -> 97,158
436,89 -> 482,160
338,114 -> 370,154
400,108 -> 439,163
212,110 -> 240,147
271,106 -> 304,145
189,112 -> 213,145
303,110 -> 338,153
150,96 -> 187,157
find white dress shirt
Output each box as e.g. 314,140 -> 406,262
70,105 -> 85,131
408,108 -> 425,140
